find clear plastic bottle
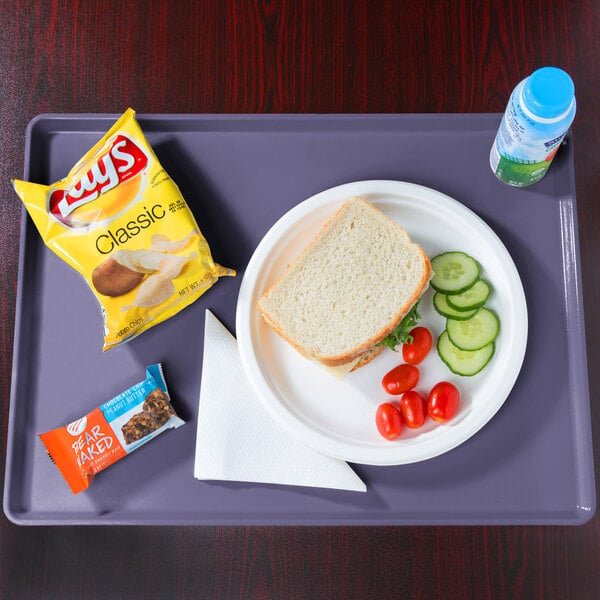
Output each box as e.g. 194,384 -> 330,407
490,67 -> 576,187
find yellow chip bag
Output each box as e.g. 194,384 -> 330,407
13,108 -> 235,350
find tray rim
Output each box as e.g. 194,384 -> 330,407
4,112 -> 595,526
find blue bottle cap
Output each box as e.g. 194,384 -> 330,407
522,67 -> 575,119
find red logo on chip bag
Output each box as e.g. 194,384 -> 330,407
48,134 -> 148,226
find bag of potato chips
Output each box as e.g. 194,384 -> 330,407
13,108 -> 235,350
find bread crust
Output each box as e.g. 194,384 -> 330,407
258,197 -> 431,367
349,344 -> 385,371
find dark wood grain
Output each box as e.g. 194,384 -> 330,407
1,1 -> 599,599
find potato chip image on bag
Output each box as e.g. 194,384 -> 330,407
13,108 -> 235,350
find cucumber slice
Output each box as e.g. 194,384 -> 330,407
446,307 -> 499,351
430,252 -> 479,294
446,279 -> 491,312
433,292 -> 478,320
437,331 -> 494,376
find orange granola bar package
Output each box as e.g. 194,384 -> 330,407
13,108 -> 235,350
40,364 -> 183,494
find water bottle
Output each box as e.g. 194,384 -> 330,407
490,66 -> 576,187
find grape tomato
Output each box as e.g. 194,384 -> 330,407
399,391 -> 427,428
402,327 -> 433,365
427,381 -> 460,422
381,364 -> 420,395
375,403 -> 403,440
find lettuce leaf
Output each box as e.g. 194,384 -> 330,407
379,302 -> 421,351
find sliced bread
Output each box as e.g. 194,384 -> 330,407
258,196 -> 431,367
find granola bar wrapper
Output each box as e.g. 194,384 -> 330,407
39,364 -> 184,494
13,108 -> 235,350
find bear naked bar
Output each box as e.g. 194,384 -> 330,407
39,364 -> 184,494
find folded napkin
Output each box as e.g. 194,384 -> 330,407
194,310 -> 366,492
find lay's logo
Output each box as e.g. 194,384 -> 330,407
48,134 -> 149,227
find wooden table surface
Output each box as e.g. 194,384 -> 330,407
1,1 -> 599,598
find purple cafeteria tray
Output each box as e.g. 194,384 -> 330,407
4,113 -> 595,525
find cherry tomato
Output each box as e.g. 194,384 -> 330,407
381,364 -> 420,395
402,327 -> 433,365
427,382 -> 460,422
375,402 -> 404,440
399,391 -> 427,428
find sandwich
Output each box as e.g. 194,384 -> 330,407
258,196 -> 431,376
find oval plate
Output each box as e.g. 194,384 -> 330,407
236,180 -> 528,466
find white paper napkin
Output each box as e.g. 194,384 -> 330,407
194,310 -> 366,492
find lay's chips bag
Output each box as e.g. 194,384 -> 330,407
13,108 -> 235,350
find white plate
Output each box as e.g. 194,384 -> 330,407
236,180 -> 528,466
